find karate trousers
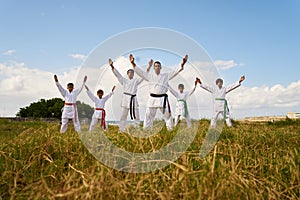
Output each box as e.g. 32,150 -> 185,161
211,110 -> 232,128
89,117 -> 106,131
60,118 -> 80,133
119,107 -> 140,132
174,114 -> 192,128
143,107 -> 173,130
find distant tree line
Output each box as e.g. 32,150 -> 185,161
17,98 -> 94,119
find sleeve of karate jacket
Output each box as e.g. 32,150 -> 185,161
56,82 -> 67,97
225,81 -> 241,94
168,65 -> 182,80
136,77 -> 144,85
167,84 -> 179,98
86,90 -> 98,103
73,80 -> 85,97
102,92 -> 114,103
112,68 -> 125,85
199,83 -> 215,94
188,85 -> 197,97
134,66 -> 149,81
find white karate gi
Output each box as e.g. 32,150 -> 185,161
134,65 -> 182,130
168,85 -> 196,128
112,68 -> 143,131
56,81 -> 84,133
86,90 -> 113,131
200,81 -> 241,127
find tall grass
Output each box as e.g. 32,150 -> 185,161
0,119 -> 299,199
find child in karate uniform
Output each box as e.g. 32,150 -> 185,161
168,78 -> 199,127
54,74 -> 87,133
197,76 -> 245,127
85,85 -> 116,131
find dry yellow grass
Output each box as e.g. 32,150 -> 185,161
0,119 -> 299,199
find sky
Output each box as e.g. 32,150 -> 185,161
0,0 -> 300,119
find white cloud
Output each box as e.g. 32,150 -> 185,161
0,59 -> 299,120
214,59 -> 244,70
69,53 -> 87,61
3,49 -> 16,56
225,80 -> 300,118
0,61 -> 79,117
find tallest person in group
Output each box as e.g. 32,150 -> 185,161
129,54 -> 188,130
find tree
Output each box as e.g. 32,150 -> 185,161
76,101 -> 94,119
17,98 -> 93,119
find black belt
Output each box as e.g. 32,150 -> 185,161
150,93 -> 171,114
124,92 -> 137,120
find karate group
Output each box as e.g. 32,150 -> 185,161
54,54 -> 245,133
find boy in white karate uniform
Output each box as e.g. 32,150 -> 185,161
85,85 -> 116,131
109,58 -> 152,132
130,54 -> 188,130
54,74 -> 87,133
168,78 -> 199,128
198,76 -> 245,127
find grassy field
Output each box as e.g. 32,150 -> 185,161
0,118 -> 299,199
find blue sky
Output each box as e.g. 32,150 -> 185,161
0,0 -> 300,117
1,0 -> 299,86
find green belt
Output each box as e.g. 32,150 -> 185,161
215,98 -> 228,121
178,99 -> 188,118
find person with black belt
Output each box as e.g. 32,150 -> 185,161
129,54 -> 188,130
109,58 -> 152,132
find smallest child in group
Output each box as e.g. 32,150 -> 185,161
85,84 -> 116,131
168,78 -> 199,128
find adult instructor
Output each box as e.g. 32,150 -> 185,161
129,54 -> 188,130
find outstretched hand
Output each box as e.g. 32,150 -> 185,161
147,59 -> 153,72
239,75 -> 245,83
83,75 -> 87,83
148,59 -> 153,67
196,77 -> 202,84
112,85 -> 116,92
109,58 -> 114,70
129,54 -> 136,67
194,78 -> 199,86
54,74 -> 58,82
181,54 -> 188,68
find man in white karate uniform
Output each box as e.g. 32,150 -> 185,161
85,85 -> 115,131
109,58 -> 152,132
54,74 -> 87,133
198,76 -> 245,127
168,78 -> 199,128
130,54 -> 188,130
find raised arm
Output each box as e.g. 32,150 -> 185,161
74,75 -> 87,96
103,86 -> 116,102
167,84 -> 179,98
188,78 -> 198,96
136,76 -> 144,85
146,59 -> 153,72
169,54 -> 188,80
109,58 -> 125,85
54,75 -> 67,97
226,75 -> 245,94
197,77 -> 214,93
130,54 -> 149,81
136,59 -> 153,84
85,85 -> 98,103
